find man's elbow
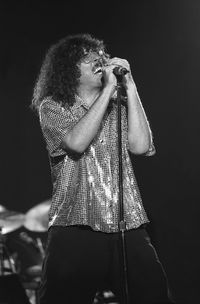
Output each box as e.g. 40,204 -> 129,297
61,135 -> 85,155
129,145 -> 149,155
128,139 -> 154,155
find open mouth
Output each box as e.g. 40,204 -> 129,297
93,66 -> 103,74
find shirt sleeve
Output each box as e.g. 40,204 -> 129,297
39,98 -> 76,157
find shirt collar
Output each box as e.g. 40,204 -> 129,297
70,94 -> 90,113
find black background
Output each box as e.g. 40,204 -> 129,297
1,1 -> 200,303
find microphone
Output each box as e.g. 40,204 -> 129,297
113,66 -> 129,76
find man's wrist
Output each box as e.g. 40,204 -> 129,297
102,83 -> 116,98
126,83 -> 138,100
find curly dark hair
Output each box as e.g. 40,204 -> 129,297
31,33 -> 106,111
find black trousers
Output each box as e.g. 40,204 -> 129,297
39,225 -> 174,304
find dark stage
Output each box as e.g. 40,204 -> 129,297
0,1 -> 200,303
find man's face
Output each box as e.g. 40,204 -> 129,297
78,50 -> 109,88
82,50 -> 109,71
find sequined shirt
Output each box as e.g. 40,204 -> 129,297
39,96 -> 155,233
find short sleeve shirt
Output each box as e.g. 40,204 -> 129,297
39,96 -> 152,233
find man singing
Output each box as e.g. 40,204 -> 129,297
32,33 -> 174,304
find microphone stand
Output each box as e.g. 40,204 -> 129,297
116,75 -> 130,304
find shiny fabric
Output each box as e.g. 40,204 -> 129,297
39,95 -> 155,233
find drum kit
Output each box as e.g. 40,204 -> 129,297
0,200 -> 118,304
0,199 -> 51,304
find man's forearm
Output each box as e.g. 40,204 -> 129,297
62,85 -> 114,154
126,85 -> 153,154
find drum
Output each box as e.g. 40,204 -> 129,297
0,202 -> 49,304
5,227 -> 47,283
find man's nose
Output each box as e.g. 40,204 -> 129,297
94,59 -> 103,67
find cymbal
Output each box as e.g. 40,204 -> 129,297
0,204 -> 7,213
0,212 -> 25,234
24,199 -> 51,232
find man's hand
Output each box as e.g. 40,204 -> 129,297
105,57 -> 136,90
